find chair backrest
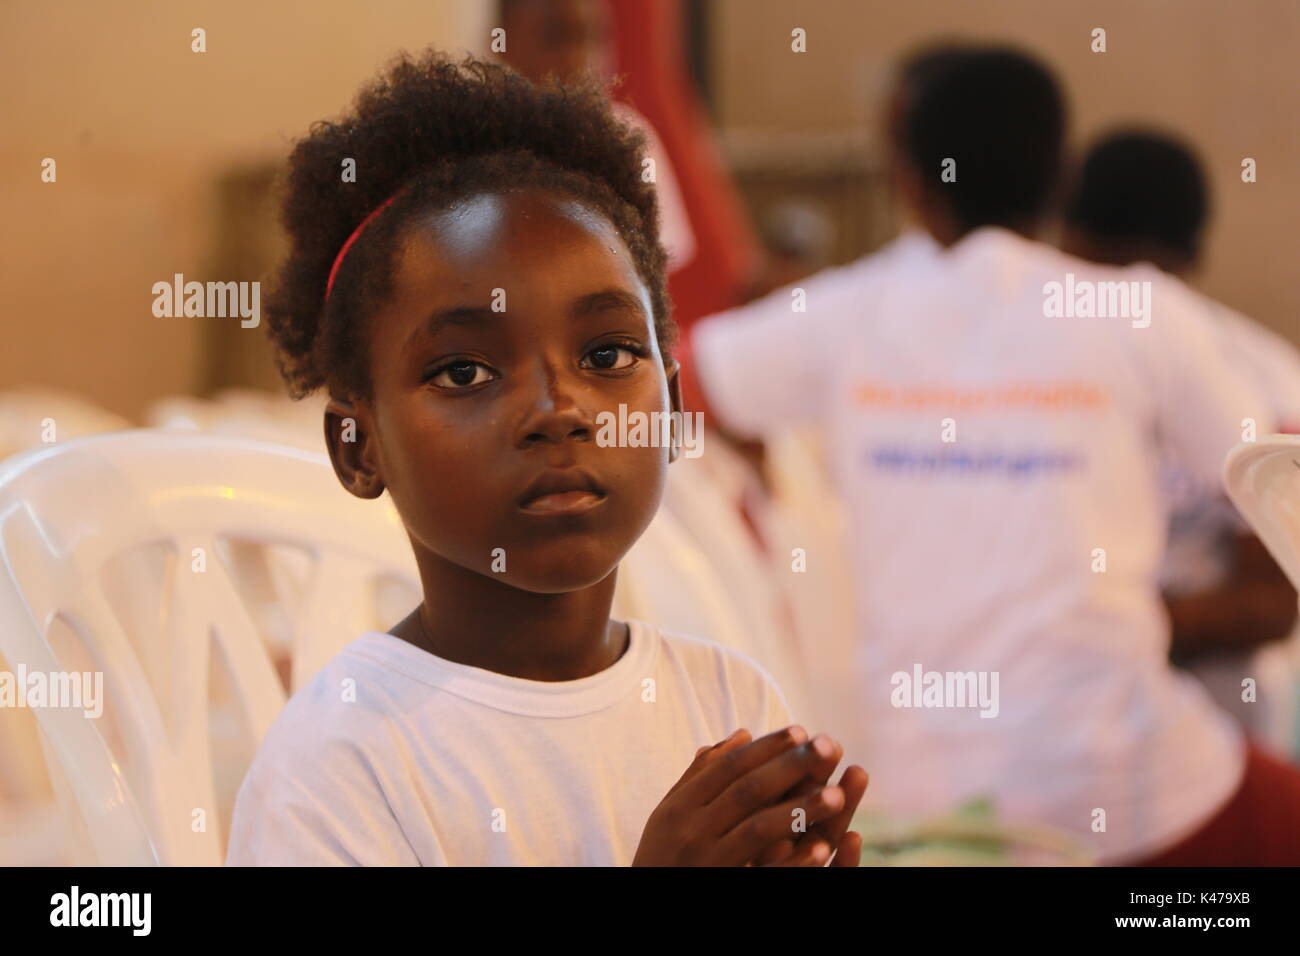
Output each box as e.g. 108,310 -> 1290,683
0,430 -> 417,865
1224,435 -> 1300,590
0,388 -> 133,860
1222,437 -> 1300,758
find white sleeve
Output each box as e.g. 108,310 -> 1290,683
225,731 -> 425,867
1211,303 -> 1300,431
692,267 -> 864,439
1139,272 -> 1275,488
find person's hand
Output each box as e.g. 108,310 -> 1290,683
748,736 -> 869,867
688,729 -> 867,866
632,726 -> 853,866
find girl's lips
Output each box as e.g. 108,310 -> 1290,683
518,489 -> 607,516
517,466 -> 606,515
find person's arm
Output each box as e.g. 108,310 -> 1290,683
1167,532 -> 1298,665
691,265 -> 863,441
1138,272 -> 1275,487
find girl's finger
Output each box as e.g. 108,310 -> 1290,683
782,765 -> 869,860
754,838 -> 794,866
704,733 -> 839,835
679,726 -> 807,807
830,831 -> 862,867
717,783 -> 846,862
765,837 -> 831,867
821,765 -> 870,843
665,730 -> 753,799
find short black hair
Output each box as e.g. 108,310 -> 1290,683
1064,130 -> 1209,259
265,49 -> 672,401
895,44 -> 1066,233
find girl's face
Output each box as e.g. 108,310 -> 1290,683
325,189 -> 679,594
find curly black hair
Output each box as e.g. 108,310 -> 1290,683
264,49 -> 673,400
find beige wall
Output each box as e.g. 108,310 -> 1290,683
2,0 -> 491,420
713,0 -> 1300,340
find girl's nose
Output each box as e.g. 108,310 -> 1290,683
514,365 -> 595,447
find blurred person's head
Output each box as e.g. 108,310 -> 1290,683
1061,131 -> 1209,276
883,45 -> 966,216
497,0 -> 612,84
885,44 -> 1066,246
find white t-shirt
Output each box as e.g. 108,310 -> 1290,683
225,620 -> 790,866
694,226 -> 1271,863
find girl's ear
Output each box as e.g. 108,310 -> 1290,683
323,398 -> 386,499
665,359 -> 683,465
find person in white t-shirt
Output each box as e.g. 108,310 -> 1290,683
226,51 -> 867,867
1062,130 -> 1300,753
692,45 -> 1300,865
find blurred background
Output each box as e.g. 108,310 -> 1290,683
3,0 -> 1297,419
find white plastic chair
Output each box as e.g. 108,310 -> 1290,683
145,390 -> 353,675
0,430 -> 418,865
1223,437 -> 1300,757
0,388 -> 133,865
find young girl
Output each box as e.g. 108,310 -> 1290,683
225,50 -> 866,866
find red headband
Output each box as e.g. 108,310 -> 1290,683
323,191 -> 403,304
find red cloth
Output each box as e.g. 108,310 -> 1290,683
1129,742 -> 1300,866
606,0 -> 762,414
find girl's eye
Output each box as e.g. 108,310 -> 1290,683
430,361 -> 495,389
582,345 -> 639,371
